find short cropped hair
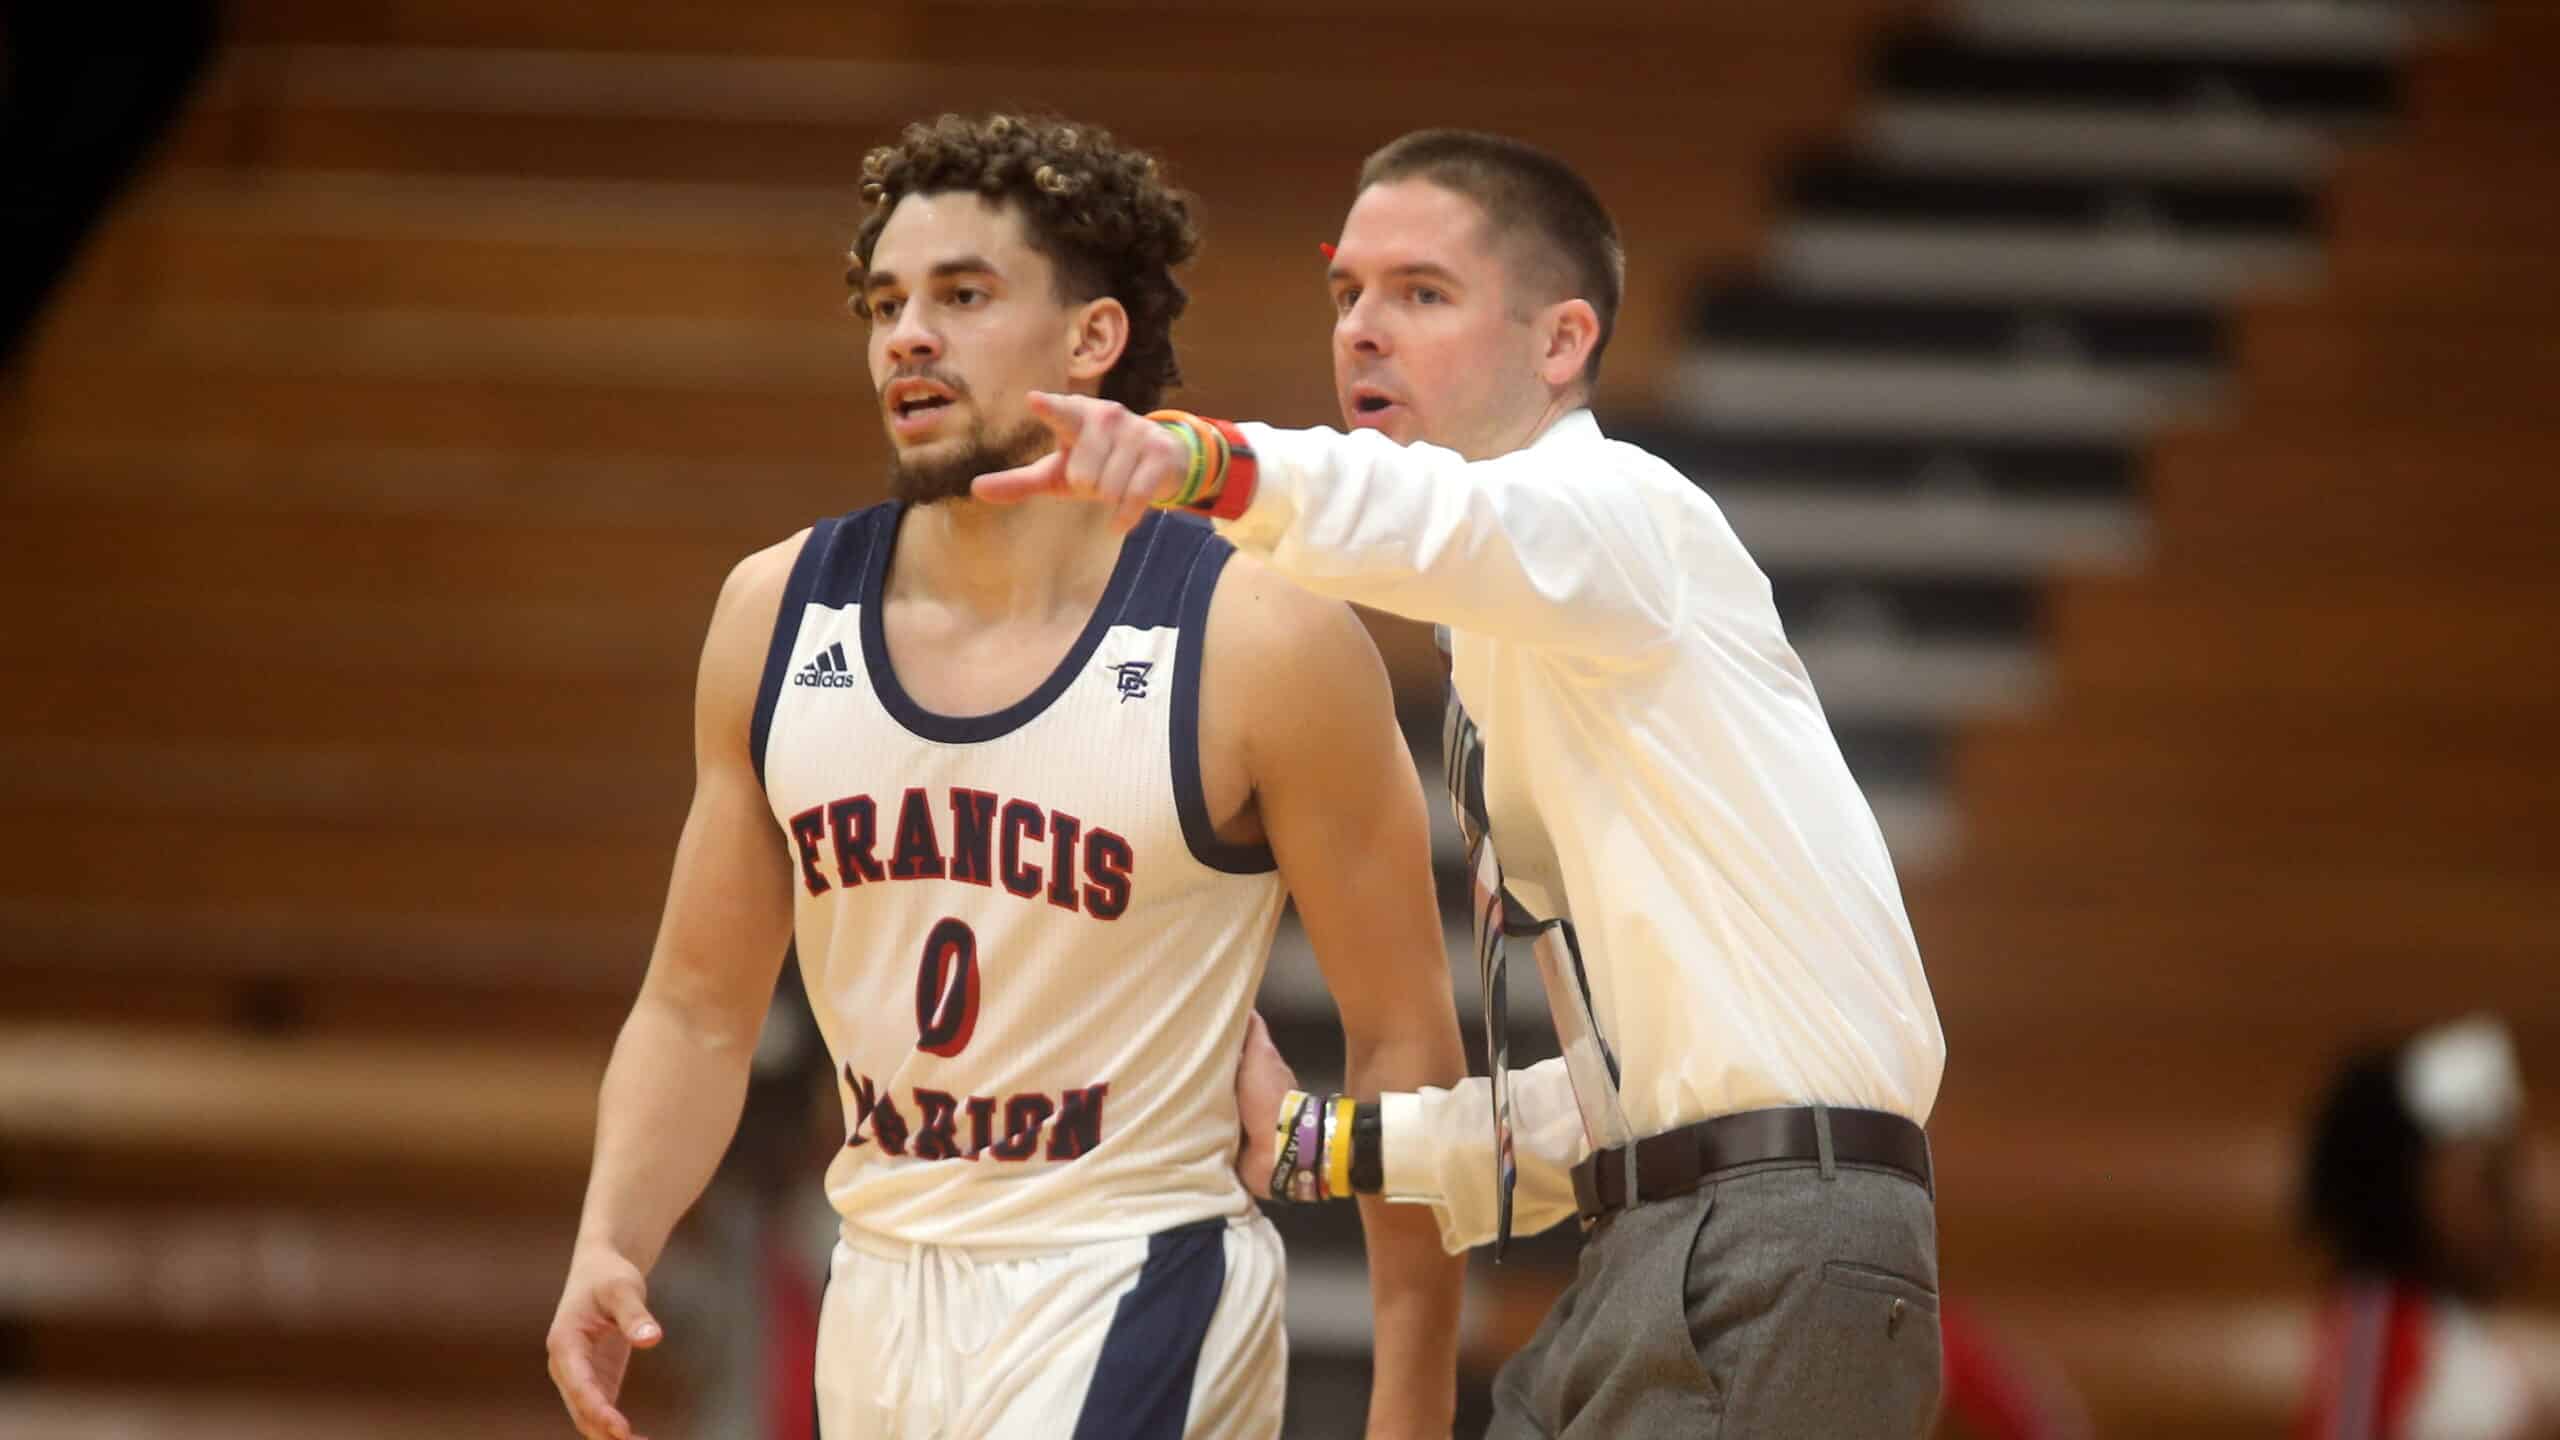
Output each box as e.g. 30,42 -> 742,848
849,113 -> 1199,413
1358,129 -> 1625,386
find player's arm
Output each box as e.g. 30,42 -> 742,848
977,392 -> 1688,657
1208,555 -> 1468,1440
546,537 -> 802,1440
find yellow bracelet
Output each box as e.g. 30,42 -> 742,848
1159,417 -> 1206,506
1327,1095 -> 1358,1201
1145,409 -> 1223,508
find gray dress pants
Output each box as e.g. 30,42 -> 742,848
1484,1162 -> 1941,1439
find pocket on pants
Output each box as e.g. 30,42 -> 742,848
1805,1261 -> 1942,1437
1665,1189 -> 1725,1411
1820,1261 -> 1938,1312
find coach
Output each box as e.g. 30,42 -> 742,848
978,129 -> 1947,1438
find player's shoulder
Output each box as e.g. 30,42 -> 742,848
714,527 -> 812,624
697,510 -> 887,718
714,504 -> 899,621
1201,547 -> 1382,708
1207,547 -> 1353,645
732,527 -> 813,586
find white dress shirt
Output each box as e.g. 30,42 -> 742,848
1224,410 -> 1946,1251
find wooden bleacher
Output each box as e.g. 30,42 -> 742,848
0,4 -> 1908,1433
8,2 -> 2550,1433
1907,3 -> 2560,1433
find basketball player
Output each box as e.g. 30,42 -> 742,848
979,129 -> 1946,1436
543,114 -> 1466,1440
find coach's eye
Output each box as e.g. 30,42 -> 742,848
1334,287 -> 1362,315
1411,286 -> 1445,306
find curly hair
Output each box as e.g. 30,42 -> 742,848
848,114 -> 1199,413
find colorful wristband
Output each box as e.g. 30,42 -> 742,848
1198,416 -> 1258,521
1350,1100 -> 1383,1196
1327,1095 -> 1359,1202
1155,417 -> 1208,508
1268,1089 -> 1309,1203
1291,1090 -> 1324,1194
1146,410 -> 1214,509
1143,409 -> 1259,520
1317,1095 -> 1340,1202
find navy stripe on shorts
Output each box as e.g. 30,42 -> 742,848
1070,1217 -> 1231,1440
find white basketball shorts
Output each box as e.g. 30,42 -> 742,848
815,1212 -> 1286,1440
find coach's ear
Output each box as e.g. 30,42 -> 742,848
1535,298 -> 1600,390
1065,296 -> 1130,389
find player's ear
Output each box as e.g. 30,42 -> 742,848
1535,298 -> 1600,390
1065,297 -> 1130,387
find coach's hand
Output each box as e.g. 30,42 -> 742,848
972,391 -> 1188,533
547,1244 -> 663,1440
1233,1010 -> 1301,1200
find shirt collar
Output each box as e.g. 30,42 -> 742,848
1532,408 -> 1602,450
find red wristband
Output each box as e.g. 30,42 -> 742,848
1197,416 -> 1258,521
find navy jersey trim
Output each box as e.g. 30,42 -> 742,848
1171,536 -> 1279,875
1109,509 -> 1203,631
1069,1217 -> 1229,1440
860,504 -> 1174,745
751,516 -> 845,789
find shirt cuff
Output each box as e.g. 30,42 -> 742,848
1378,1089 -> 1440,1203
1211,422 -> 1298,554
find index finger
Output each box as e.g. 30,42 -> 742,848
972,450 -> 1069,504
1024,389 -> 1094,443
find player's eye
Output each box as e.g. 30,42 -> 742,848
950,286 -> 986,307
869,296 -> 902,323
1334,287 -> 1361,315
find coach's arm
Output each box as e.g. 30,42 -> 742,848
977,392 -> 1691,659
1210,553 -> 1468,1440
546,537 -> 802,1440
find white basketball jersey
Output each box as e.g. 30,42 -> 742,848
753,504 -> 1287,1250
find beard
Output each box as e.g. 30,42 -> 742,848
884,412 -> 1053,507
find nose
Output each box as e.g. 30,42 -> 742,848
1335,290 -> 1391,360
884,305 -> 941,368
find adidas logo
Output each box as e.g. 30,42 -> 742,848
791,640 -> 859,689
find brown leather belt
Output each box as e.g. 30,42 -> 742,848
1570,1106 -> 1932,1224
